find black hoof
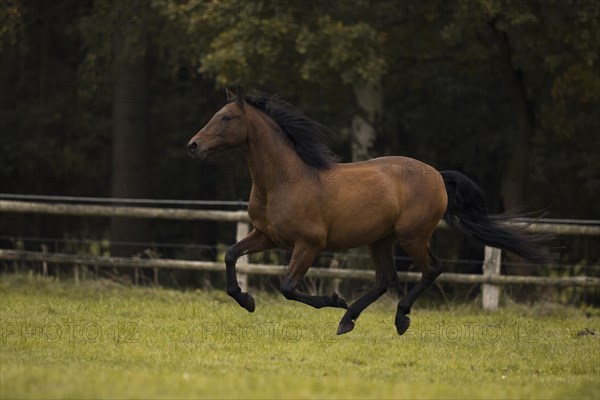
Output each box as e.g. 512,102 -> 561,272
332,292 -> 348,309
395,314 -> 411,336
236,292 -> 255,313
337,321 -> 355,335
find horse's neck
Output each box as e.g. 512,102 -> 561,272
244,111 -> 303,193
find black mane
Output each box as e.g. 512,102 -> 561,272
232,94 -> 340,170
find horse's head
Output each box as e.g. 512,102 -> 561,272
187,88 -> 248,160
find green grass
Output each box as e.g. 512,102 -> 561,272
1,274 -> 598,399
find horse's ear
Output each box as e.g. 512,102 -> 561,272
235,85 -> 246,108
225,88 -> 235,102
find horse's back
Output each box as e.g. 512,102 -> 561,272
331,156 -> 445,202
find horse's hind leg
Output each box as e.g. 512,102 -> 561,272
337,234 -> 398,335
395,240 -> 442,335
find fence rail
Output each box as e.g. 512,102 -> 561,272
1,197 -> 599,310
2,199 -> 600,235
0,200 -> 251,222
2,250 -> 598,287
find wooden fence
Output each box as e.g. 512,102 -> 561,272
1,199 -> 599,311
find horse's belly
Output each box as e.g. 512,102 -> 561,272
324,208 -> 397,250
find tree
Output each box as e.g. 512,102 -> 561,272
441,0 -> 600,212
80,0 -> 153,256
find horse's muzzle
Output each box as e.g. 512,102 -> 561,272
187,140 -> 206,160
187,141 -> 198,152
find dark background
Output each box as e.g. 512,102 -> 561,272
1,0 -> 598,300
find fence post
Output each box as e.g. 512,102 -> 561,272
236,221 -> 249,292
482,246 -> 502,311
330,259 -> 341,293
41,244 -> 48,276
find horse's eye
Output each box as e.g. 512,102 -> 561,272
221,115 -> 232,121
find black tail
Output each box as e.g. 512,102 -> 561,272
441,170 -> 553,264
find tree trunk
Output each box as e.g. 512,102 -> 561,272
501,95 -> 533,211
110,27 -> 150,258
351,80 -> 383,162
488,24 -> 535,211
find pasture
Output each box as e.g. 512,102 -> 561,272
1,274 -> 598,399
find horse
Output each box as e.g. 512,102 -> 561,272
187,87 -> 551,336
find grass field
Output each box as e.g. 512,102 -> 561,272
1,274 -> 598,399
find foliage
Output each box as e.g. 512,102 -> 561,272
440,0 -> 600,138
0,1 -> 22,54
296,16 -> 386,85
157,1 -> 386,87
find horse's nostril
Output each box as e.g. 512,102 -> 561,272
188,141 -> 198,152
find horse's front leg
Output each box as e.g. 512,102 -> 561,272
225,229 -> 275,312
280,243 -> 348,309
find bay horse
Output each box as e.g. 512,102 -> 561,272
187,88 -> 551,336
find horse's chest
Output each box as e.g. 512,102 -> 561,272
248,204 -> 296,249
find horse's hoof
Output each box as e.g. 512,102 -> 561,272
337,321 -> 355,335
240,292 -> 255,313
395,314 -> 411,336
332,292 -> 348,309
